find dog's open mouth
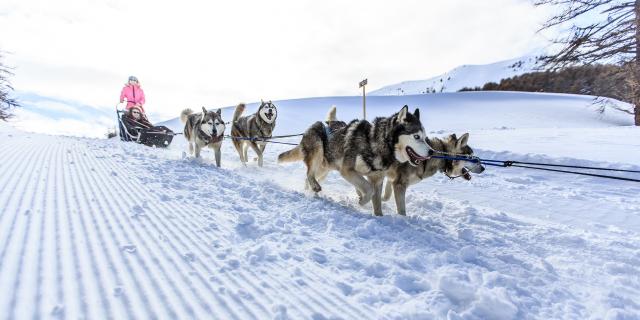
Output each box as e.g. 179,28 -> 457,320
406,146 -> 429,166
462,167 -> 472,180
265,109 -> 275,121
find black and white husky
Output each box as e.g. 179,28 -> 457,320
231,100 -> 278,167
278,105 -> 430,216
181,107 -> 226,167
383,133 -> 485,215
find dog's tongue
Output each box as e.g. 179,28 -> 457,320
408,147 -> 430,161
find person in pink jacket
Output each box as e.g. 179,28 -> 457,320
120,76 -> 146,113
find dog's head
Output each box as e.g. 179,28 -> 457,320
392,105 -> 430,166
438,133 -> 485,180
200,107 -> 225,137
258,100 -> 277,124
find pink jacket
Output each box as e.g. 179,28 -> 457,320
120,84 -> 146,112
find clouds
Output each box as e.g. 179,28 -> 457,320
0,0 -> 555,120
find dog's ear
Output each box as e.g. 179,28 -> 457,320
268,100 -> 272,104
397,105 -> 409,123
413,108 -> 420,120
202,106 -> 208,114
450,133 -> 457,141
261,99 -> 264,104
457,133 -> 469,148
216,109 -> 222,116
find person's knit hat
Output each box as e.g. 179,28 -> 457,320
128,75 -> 138,82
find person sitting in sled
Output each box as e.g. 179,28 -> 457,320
120,106 -> 175,147
120,75 -> 146,113
122,106 -> 152,132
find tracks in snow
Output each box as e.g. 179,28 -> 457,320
1,130 -> 640,319
0,132 -> 376,319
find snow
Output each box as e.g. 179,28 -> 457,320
370,55 -> 539,95
1,91 -> 640,319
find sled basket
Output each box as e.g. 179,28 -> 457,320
116,108 -> 175,148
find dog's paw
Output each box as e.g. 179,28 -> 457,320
358,191 -> 373,206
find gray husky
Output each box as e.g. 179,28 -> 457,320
383,133 -> 485,215
231,100 -> 278,167
278,105 -> 430,216
181,107 -> 226,167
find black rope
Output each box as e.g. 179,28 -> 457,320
482,162 -> 640,183
429,151 -> 640,183
225,135 -> 300,146
480,159 -> 640,173
270,133 -> 304,139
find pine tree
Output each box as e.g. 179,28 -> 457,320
0,51 -> 19,121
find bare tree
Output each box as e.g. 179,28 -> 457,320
534,0 -> 640,125
0,51 -> 19,121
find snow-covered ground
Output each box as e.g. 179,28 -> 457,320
370,56 -> 539,95
1,92 -> 640,319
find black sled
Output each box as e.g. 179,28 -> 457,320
116,108 -> 176,148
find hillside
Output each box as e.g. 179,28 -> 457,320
369,56 -> 539,95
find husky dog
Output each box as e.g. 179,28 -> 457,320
231,100 -> 278,167
278,105 -> 430,216
181,107 -> 226,167
383,133 -> 485,215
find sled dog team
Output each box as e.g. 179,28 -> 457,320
180,101 -> 484,216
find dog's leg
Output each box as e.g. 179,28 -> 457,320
214,146 -> 222,167
393,183 -> 408,216
242,142 -> 249,163
188,142 -> 194,155
232,138 -> 245,165
248,142 -> 263,167
382,179 -> 393,201
340,169 -> 373,206
316,166 -> 329,183
369,176 -> 384,216
194,143 -> 202,158
304,143 -> 323,192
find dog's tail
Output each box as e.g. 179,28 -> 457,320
278,146 -> 303,163
180,108 -> 193,124
233,103 -> 246,123
326,105 -> 337,122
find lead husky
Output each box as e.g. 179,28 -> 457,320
383,133 -> 485,215
181,107 -> 226,167
231,100 -> 278,167
278,105 -> 430,216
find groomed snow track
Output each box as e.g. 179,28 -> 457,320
1,127 -> 639,319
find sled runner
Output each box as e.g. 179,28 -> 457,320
116,108 -> 176,148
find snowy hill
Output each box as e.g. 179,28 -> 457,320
370,56 -> 539,95
1,92 -> 640,319
10,92 -> 115,138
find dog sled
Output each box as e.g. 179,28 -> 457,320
116,108 -> 176,148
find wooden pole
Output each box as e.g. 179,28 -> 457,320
359,78 -> 368,120
362,84 -> 366,120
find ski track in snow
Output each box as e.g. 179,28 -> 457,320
1,127 -> 640,319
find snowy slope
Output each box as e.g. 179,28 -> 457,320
1,92 -> 640,319
161,92 -> 635,164
370,56 -> 539,95
10,92 -> 114,138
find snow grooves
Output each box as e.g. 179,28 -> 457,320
108,148 -> 372,318
0,132 -> 375,319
